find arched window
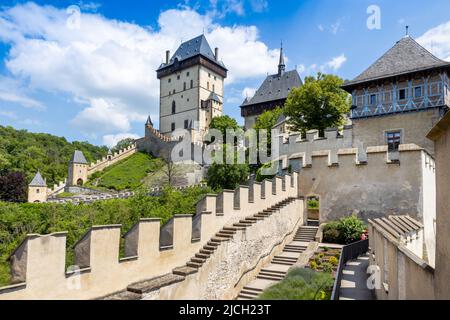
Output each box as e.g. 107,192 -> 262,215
172,101 -> 176,114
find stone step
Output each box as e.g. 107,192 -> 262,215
237,293 -> 255,300
243,286 -> 263,293
191,257 -> 206,264
257,275 -> 284,281
216,233 -> 233,239
258,272 -> 285,280
195,253 -> 209,259
203,245 -> 217,251
260,269 -> 286,276
233,223 -> 250,228
223,226 -> 240,232
211,236 -> 231,242
219,229 -> 236,235
172,266 -> 198,276
239,220 -> 256,224
207,241 -> 220,247
240,289 -> 260,297
271,260 -> 296,266
186,261 -> 202,269
273,256 -> 298,262
283,249 -> 304,253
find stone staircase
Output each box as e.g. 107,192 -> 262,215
236,224 -> 319,300
104,196 -> 298,300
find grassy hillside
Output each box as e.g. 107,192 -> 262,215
0,125 -> 108,186
87,152 -> 164,191
0,186 -> 213,286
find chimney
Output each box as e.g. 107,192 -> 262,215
165,50 -> 170,64
215,47 -> 219,60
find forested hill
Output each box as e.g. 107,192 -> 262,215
0,125 -> 108,186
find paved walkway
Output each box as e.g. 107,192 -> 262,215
339,253 -> 375,300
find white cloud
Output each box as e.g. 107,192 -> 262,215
296,54 -> 347,76
242,87 -> 256,99
317,24 -> 324,32
0,77 -> 43,109
0,3 -> 281,137
331,19 -> 342,35
0,110 -> 18,119
326,54 -> 347,71
250,0 -> 268,12
417,21 -> 450,61
103,132 -> 140,148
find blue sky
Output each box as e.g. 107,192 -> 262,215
1,0 -> 450,146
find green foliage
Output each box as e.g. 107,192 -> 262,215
323,215 -> 366,244
255,161 -> 277,182
0,125 -> 108,187
205,144 -> 249,191
208,115 -> 240,136
322,262 -> 333,273
86,152 -> 163,191
307,198 -> 319,209
111,138 -> 135,154
254,107 -> 284,131
0,186 -> 212,286
284,73 -> 351,136
329,256 -> 339,266
258,268 -> 334,300
309,261 -> 318,270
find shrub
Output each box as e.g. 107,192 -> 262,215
307,198 -> 319,209
309,261 -> 318,270
322,263 -> 333,273
323,215 -> 366,245
329,256 -> 339,266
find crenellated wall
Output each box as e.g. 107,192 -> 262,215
297,144 -> 435,223
0,173 -> 299,300
87,144 -> 138,176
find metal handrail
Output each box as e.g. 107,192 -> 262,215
331,239 -> 369,300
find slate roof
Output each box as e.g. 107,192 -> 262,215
241,70 -> 302,107
29,171 -> 47,187
207,92 -> 222,103
343,36 -> 450,89
157,35 -> 226,71
70,150 -> 88,164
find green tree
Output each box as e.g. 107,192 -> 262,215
206,144 -> 249,191
209,115 -> 240,136
284,73 -> 351,137
254,107 -> 284,132
111,138 -> 135,153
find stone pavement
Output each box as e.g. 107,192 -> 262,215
339,253 -> 375,300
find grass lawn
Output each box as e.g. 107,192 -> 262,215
86,152 -> 164,191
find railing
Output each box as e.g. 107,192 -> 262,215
330,239 -> 369,300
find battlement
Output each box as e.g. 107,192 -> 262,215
0,173 -> 298,300
87,143 -> 138,176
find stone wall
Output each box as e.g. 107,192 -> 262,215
427,111 -> 450,299
142,198 -> 303,300
297,144 -> 433,222
87,144 -> 137,176
0,173 -> 299,300
368,218 -> 435,300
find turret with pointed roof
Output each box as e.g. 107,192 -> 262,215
29,171 -> 47,187
240,42 -> 302,129
28,171 -> 48,203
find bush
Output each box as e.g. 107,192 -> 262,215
309,261 -> 318,270
323,215 -> 366,245
258,268 -> 334,300
307,199 -> 319,209
329,256 -> 339,266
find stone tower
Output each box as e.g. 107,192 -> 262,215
156,35 -> 228,142
67,150 -> 88,187
28,171 -> 48,203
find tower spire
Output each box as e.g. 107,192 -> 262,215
278,40 -> 285,76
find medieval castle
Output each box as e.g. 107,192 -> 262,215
5,33 -> 449,300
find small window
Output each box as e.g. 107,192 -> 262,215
190,79 -> 194,88
187,98 -> 190,102
207,82 -> 210,90
36,189 -> 40,194
386,131 -> 401,152
370,94 -> 377,105
208,73 -> 211,78
171,123 -> 175,131
184,120 -> 189,129
414,86 -> 422,98
183,82 -> 186,90
214,76 -> 217,81
173,89 -> 176,94
172,101 -> 176,114
186,72 -> 190,77
398,89 -> 406,100
177,75 -> 180,80
212,84 -> 215,93
168,78 -> 171,83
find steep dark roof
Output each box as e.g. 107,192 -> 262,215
343,36 -> 450,89
241,70 -> 302,107
29,171 -> 47,187
207,92 -> 222,103
157,35 -> 226,71
70,150 -> 88,164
